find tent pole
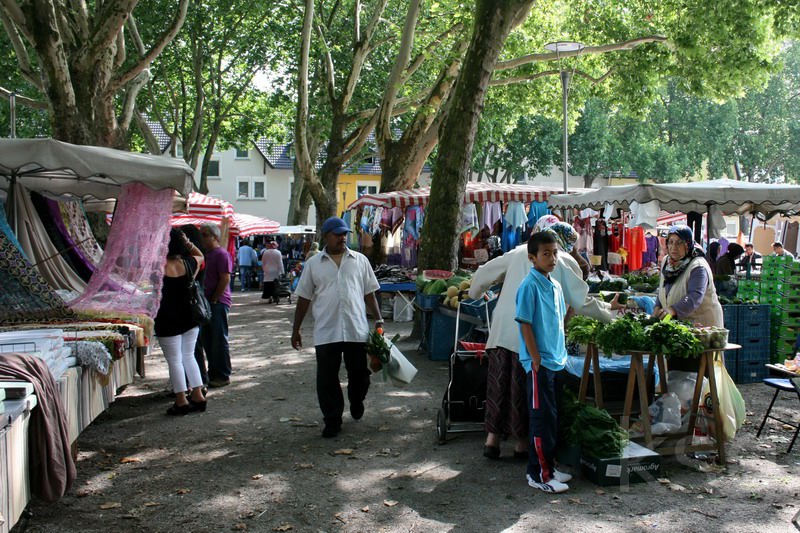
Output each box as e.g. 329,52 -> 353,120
7,173 -> 16,235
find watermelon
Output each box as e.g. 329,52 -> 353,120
424,279 -> 448,295
423,269 -> 453,281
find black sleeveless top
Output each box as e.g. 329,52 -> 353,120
154,256 -> 198,337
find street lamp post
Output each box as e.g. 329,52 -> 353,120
544,41 -> 584,194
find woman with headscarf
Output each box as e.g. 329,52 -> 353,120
653,226 -> 723,327
714,243 -> 744,298
706,241 -> 721,274
261,241 -> 284,303
468,216 -> 620,460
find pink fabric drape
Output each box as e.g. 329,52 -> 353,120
69,182 -> 173,318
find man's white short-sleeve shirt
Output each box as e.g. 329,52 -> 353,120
294,246 -> 380,346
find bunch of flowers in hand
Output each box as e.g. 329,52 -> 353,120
366,326 -> 400,374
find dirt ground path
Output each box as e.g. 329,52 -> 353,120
21,292 -> 800,532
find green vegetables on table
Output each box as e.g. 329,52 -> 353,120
646,320 -> 704,359
594,315 -> 647,357
560,390 -> 629,457
566,316 -> 601,345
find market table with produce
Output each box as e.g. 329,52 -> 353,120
567,313 -> 741,464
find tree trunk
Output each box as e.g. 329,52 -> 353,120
417,0 -> 532,271
296,186 -> 312,224
583,174 -> 596,188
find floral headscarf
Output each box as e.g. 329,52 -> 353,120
662,225 -> 705,284
545,222 -> 579,253
532,214 -> 560,233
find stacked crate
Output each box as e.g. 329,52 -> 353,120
736,279 -> 761,301
760,255 -> 798,367
721,304 -> 739,381
736,304 -> 771,383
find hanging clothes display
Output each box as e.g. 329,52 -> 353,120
686,211 -> 703,244
29,191 -> 93,282
708,206 -> 727,240
628,201 -> 660,229
528,201 -> 549,225
459,203 -> 479,236
593,220 -> 610,270
482,201 -> 502,231
643,233 -> 658,266
0,201 -> 26,258
505,201 -> 527,231
573,218 -> 593,257
627,226 -> 645,271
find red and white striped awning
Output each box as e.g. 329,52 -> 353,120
171,213 -> 279,237
348,182 -> 591,210
657,210 -> 688,226
186,192 -> 234,217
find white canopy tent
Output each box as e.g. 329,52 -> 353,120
0,138 -> 194,200
548,178 -> 800,219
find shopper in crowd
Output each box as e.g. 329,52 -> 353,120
291,217 -> 382,438
180,224 -> 209,389
707,241 -> 721,273
199,223 -> 234,388
738,243 -> 762,271
772,241 -> 795,259
515,231 -> 571,493
154,228 -> 207,415
469,216 -> 618,463
715,243 -> 744,277
653,226 -> 723,326
237,239 -> 258,291
305,241 -> 320,261
261,241 -> 284,303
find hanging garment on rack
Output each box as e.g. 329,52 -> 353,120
529,201 -> 549,225
505,201 -> 527,231
628,201 -> 660,229
482,201 -> 502,231
708,206 -> 727,240
628,226 -> 645,271
460,203 -> 479,235
593,227 -> 609,271
643,234 -> 658,265
0,200 -> 26,257
501,223 -> 522,252
686,211 -> 703,243
391,207 -> 404,234
580,208 -> 599,219
404,206 -> 424,243
574,219 -> 593,256
59,200 -> 104,266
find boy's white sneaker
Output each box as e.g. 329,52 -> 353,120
527,474 -> 569,493
553,469 -> 572,483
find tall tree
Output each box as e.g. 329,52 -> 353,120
417,0 -> 532,270
0,0 -> 188,148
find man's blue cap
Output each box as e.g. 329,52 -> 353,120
321,216 -> 351,235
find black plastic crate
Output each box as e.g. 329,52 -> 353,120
738,305 -> 770,327
736,336 -> 770,357
737,360 -> 769,384
738,318 -> 771,341
723,351 -> 737,382
737,345 -> 770,364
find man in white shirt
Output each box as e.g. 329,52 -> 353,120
261,241 -> 284,303
292,217 -> 383,438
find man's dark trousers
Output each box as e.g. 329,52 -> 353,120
315,342 -> 371,427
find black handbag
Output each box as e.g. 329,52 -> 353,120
183,258 -> 212,326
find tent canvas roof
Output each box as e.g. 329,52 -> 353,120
0,138 -> 194,200
548,178 -> 800,218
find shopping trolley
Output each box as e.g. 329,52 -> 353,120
436,292 -> 497,444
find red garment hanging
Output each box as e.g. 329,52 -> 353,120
628,226 -> 645,272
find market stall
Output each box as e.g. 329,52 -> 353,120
0,138 -> 193,528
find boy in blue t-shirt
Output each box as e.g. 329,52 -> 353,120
515,231 -> 571,493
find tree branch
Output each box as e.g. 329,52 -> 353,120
125,15 -> 146,55
0,9 -> 43,91
0,86 -> 47,109
119,69 -> 148,131
489,69 -> 559,87
0,0 -> 33,42
339,0 -> 388,113
133,109 -> 162,154
313,19 -> 337,108
404,22 -> 463,82
574,68 -> 615,84
495,35 -> 669,71
107,0 -> 189,95
87,0 -> 139,62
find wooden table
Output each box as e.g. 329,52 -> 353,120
620,344 -> 740,464
577,343 -> 604,408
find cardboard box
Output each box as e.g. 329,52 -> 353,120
580,442 -> 661,486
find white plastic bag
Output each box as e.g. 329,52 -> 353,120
384,344 -> 418,388
703,358 -> 745,442
649,392 -> 682,435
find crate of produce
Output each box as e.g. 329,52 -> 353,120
415,290 -> 442,311
737,360 -> 769,384
738,304 -> 770,325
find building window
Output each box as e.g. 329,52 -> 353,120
235,147 -> 249,159
237,178 -> 250,199
365,155 -> 375,165
207,160 -> 220,177
236,177 -> 266,200
253,179 -> 266,199
357,183 -> 378,198
176,144 -> 184,157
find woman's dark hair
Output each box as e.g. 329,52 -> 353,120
167,227 -> 186,258
528,231 -> 557,255
727,243 -> 745,258
708,241 -> 721,262
180,224 -> 204,253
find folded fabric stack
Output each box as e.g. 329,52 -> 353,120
0,330 -> 73,381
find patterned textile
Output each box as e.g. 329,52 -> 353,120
484,347 -> 529,440
0,226 -> 75,324
44,197 -> 95,277
59,200 -> 104,265
0,201 -> 26,258
11,184 -> 87,293
69,182 -> 173,319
